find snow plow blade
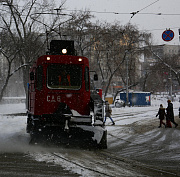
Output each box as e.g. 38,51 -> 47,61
28,114 -> 107,149
74,125 -> 107,149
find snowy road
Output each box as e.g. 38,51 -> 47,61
0,98 -> 180,176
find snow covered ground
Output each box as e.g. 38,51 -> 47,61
109,94 -> 179,127
0,95 -> 180,176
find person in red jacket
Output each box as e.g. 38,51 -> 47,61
156,104 -> 166,128
58,71 -> 71,86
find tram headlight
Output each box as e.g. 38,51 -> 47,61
62,49 -> 67,54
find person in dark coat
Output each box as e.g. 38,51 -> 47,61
103,101 -> 115,125
156,104 -> 166,128
166,100 -> 178,128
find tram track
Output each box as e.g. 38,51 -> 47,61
105,115 -> 180,177
51,152 -> 112,177
47,151 -> 142,177
111,107 -> 157,119
47,148 -> 179,177
44,122 -> 180,177
1,104 -> 180,176
99,150 -> 179,177
112,105 -> 179,118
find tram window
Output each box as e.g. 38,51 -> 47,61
85,67 -> 90,91
47,64 -> 82,90
36,65 -> 43,90
30,72 -> 34,80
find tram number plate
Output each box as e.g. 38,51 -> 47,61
47,95 -> 61,102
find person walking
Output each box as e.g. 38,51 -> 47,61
156,104 -> 166,128
166,99 -> 178,128
166,111 -> 172,128
104,101 -> 115,125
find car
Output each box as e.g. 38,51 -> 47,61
114,97 -> 125,108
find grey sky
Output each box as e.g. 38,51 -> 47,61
56,0 -> 180,45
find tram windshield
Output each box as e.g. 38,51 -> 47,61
47,64 -> 82,90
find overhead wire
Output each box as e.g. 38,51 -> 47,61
56,0 -> 180,19
63,7 -> 180,34
63,9 -> 180,16
138,0 -> 160,12
142,26 -> 180,32
129,0 -> 161,21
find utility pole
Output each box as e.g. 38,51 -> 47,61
169,68 -> 173,101
126,53 -> 129,106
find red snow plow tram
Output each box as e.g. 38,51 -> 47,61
27,40 -> 107,148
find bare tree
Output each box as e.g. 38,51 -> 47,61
144,50 -> 180,93
60,10 -> 95,57
60,13 -> 152,98
0,0 -> 68,101
91,23 -> 151,99
0,30 -> 27,100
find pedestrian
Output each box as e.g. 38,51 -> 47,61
166,113 -> 172,128
104,101 -> 115,125
166,99 -> 178,128
156,104 -> 166,128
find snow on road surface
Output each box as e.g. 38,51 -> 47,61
0,95 -> 180,176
